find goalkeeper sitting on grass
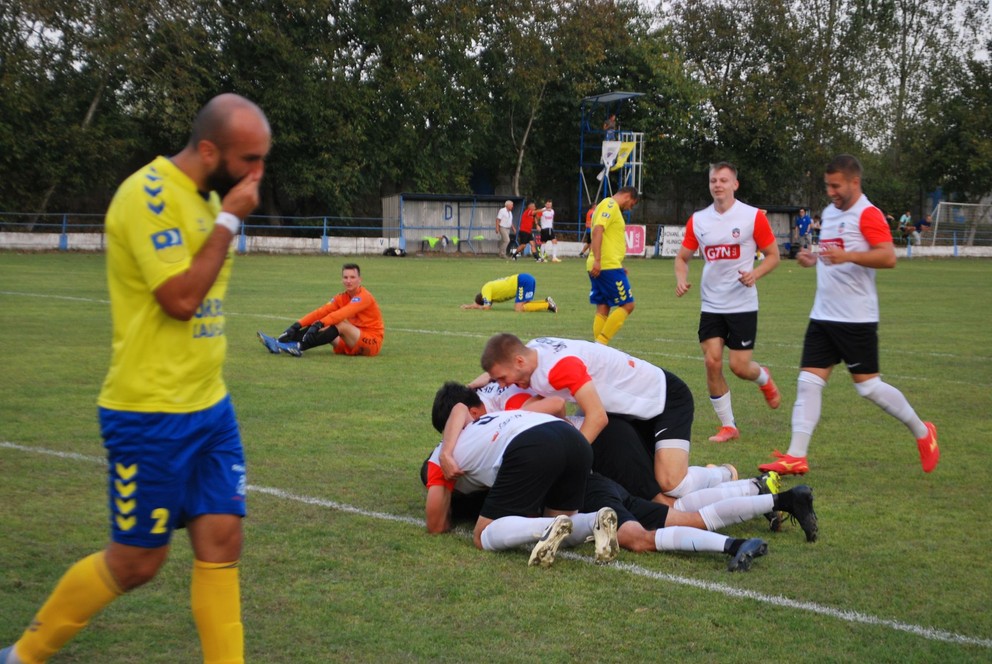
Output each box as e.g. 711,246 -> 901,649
257,262 -> 384,357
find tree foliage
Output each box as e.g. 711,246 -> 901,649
0,0 -> 989,221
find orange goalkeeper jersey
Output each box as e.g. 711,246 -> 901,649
298,287 -> 384,337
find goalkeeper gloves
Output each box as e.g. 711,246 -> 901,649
302,321 -> 324,346
278,322 -> 302,342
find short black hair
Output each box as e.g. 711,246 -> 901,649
342,263 -> 361,275
431,382 -> 482,433
825,154 -> 862,179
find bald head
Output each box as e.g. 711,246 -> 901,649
189,93 -> 270,149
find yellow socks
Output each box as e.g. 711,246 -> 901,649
14,552 -> 122,664
593,313 -> 608,341
522,302 -> 549,312
596,308 -> 629,345
192,560 -> 244,664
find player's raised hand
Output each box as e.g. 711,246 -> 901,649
221,171 -> 263,220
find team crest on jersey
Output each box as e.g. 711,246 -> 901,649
151,228 -> 186,263
732,227 -> 741,238
351,296 -> 362,303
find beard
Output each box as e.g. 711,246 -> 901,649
206,157 -> 242,198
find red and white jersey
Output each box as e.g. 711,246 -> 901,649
426,410 -> 560,493
812,194 -> 893,323
682,201 -> 775,313
526,337 -> 666,419
540,208 -> 555,230
476,382 -> 536,412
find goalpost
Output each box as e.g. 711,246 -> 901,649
929,202 -> 992,248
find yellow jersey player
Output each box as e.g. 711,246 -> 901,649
586,186 -> 640,345
460,273 -> 557,313
2,94 -> 270,664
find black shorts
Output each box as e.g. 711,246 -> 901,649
590,417 -> 662,501
698,311 -> 758,351
582,472 -> 669,530
614,370 -> 695,456
801,319 -> 880,375
582,229 -> 592,244
516,231 -> 533,245
540,228 -> 556,243
481,421 -> 593,521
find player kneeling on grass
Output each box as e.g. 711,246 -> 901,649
424,384 -> 619,567
257,263 -> 384,358
460,273 -> 557,313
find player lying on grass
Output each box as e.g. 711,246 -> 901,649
460,273 -> 557,313
257,262 -> 384,357
424,389 -> 619,568
423,383 -> 818,571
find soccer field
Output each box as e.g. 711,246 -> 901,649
1,252 -> 991,662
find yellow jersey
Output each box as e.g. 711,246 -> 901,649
586,197 -> 627,271
98,156 -> 232,413
479,275 -> 518,305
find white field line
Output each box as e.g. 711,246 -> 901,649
2,440 -> 990,650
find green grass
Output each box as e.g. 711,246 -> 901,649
1,251 -> 991,662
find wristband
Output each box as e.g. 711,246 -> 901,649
215,211 -> 241,235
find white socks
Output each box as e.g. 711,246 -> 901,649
479,514 -> 596,551
655,526 -> 728,553
666,465 -> 731,498
480,516 -> 554,551
673,479 -> 758,512
854,376 -> 928,438
787,371 -> 825,457
710,392 -> 736,428
698,495 -> 776,531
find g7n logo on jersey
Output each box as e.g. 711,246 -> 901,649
703,244 -> 741,261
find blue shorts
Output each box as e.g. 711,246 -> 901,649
588,268 -> 634,306
99,395 -> 247,548
516,273 -> 537,303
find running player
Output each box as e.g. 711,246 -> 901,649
758,154 -> 939,476
460,273 -> 557,313
538,199 -> 560,262
587,186 -> 640,345
511,201 -> 540,261
674,161 -> 782,443
258,263 -> 384,357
